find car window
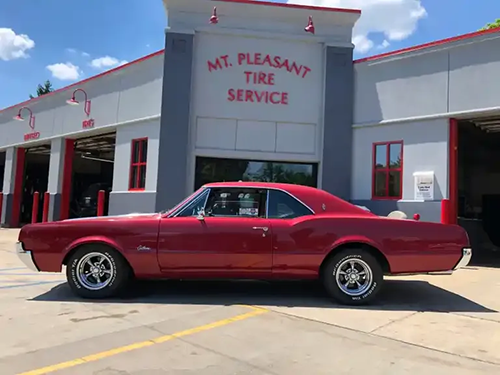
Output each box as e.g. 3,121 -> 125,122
205,188 -> 266,218
176,189 -> 210,217
267,189 -> 313,219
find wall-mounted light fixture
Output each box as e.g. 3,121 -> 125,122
304,16 -> 315,34
66,88 -> 91,117
210,7 -> 219,24
13,106 -> 35,130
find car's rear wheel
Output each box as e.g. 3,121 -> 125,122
66,245 -> 131,299
322,248 -> 383,305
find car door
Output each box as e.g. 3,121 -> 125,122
157,187 -> 272,278
266,189 -> 319,278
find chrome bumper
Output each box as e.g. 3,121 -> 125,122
453,247 -> 472,270
16,242 -> 39,272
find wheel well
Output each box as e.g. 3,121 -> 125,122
62,243 -> 134,276
319,242 -> 391,277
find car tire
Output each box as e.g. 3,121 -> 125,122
66,244 -> 131,299
322,248 -> 383,305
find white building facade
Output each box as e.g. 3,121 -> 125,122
2,0 -> 500,226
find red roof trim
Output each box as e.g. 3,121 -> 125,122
213,0 -> 361,14
0,49 -> 165,113
354,27 -> 500,64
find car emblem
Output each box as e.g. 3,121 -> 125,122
322,204 -> 326,211
137,245 -> 151,252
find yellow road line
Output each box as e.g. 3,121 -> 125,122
18,306 -> 267,375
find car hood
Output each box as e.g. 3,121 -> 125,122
62,213 -> 160,222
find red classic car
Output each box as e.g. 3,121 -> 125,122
16,182 -> 472,305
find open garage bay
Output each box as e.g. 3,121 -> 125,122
1,229 -> 499,374
69,132 -> 115,219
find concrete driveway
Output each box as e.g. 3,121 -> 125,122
1,228 -> 499,374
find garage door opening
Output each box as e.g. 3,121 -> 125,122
69,133 -> 115,219
20,145 -> 51,225
458,118 -> 500,266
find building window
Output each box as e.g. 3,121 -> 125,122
372,141 -> 403,199
194,157 -> 318,190
129,138 -> 148,191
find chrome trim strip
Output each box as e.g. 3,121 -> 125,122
265,189 -> 270,218
202,188 -> 211,211
170,188 -> 211,218
453,247 -> 472,270
16,242 -> 39,272
167,188 -> 206,218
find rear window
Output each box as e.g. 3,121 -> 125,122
267,190 -> 312,219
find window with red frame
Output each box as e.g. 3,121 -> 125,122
129,138 -> 148,190
372,141 -> 403,199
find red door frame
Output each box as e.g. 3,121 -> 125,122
11,147 -> 25,227
449,118 -> 458,225
59,139 -> 75,221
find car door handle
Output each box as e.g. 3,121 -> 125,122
252,226 -> 268,232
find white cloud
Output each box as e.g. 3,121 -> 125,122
377,40 -> 390,50
89,56 -> 128,69
66,48 -> 90,58
46,62 -> 81,80
352,35 -> 373,54
0,28 -> 35,61
287,0 -> 427,54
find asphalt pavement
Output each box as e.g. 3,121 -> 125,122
1,228 -> 499,375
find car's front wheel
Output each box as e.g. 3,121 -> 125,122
322,248 -> 383,305
66,245 -> 131,299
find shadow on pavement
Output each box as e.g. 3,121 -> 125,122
31,278 -> 496,313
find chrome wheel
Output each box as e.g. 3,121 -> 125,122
335,258 -> 373,297
76,252 -> 115,291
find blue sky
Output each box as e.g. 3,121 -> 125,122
0,0 -> 499,109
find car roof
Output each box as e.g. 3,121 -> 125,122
203,182 -> 374,217
205,181 -> 313,191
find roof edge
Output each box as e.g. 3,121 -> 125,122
213,0 -> 361,14
354,27 -> 500,64
0,49 -> 165,114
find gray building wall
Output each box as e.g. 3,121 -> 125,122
354,32 -> 500,125
47,138 -> 66,221
0,52 -> 164,225
351,32 -> 500,221
0,148 -> 18,226
109,118 -> 161,215
351,119 -> 449,223
0,53 -> 164,149
321,46 -> 354,200
155,32 -> 194,212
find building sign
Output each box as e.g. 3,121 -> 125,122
207,53 -> 312,106
413,171 -> 434,201
23,119 -> 40,142
82,119 -> 95,129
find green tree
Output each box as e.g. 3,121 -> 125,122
29,80 -> 54,99
480,19 -> 500,31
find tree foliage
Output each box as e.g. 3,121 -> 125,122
29,80 -> 54,99
481,19 -> 500,31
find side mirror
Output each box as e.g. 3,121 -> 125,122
196,209 -> 205,221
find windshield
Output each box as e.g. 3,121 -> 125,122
161,188 -> 204,215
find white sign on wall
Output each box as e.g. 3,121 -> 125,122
413,171 -> 435,201
193,33 -> 322,124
